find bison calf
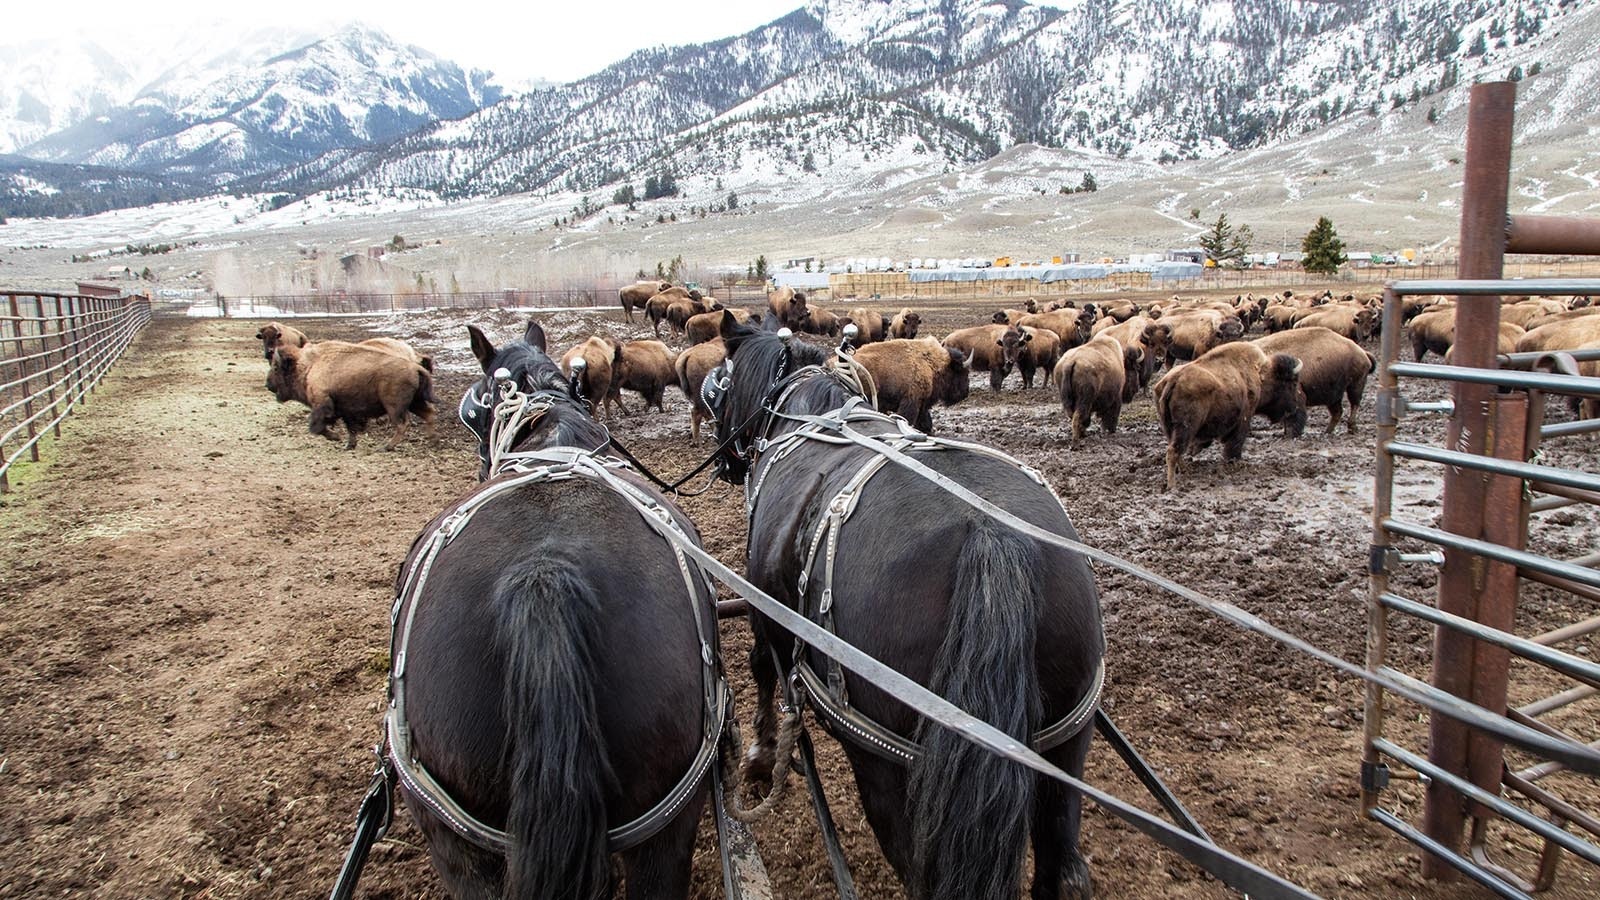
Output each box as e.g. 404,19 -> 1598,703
613,339 -> 677,414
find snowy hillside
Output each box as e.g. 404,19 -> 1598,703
268,0 -> 1595,202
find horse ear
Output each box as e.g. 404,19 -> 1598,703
467,325 -> 496,371
523,319 -> 547,352
719,309 -> 741,340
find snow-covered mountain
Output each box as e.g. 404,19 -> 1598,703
5,24 -> 505,186
5,0 -> 1597,224
262,0 -> 1592,204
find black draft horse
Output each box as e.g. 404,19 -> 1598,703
713,319 -> 1106,900
392,319 -> 714,899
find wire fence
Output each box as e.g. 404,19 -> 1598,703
1,291 -> 152,493
204,260 -> 1599,318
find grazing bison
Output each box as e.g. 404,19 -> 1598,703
852,338 -> 971,433
1408,309 -> 1456,361
942,324 -> 1029,391
889,308 -> 922,339
685,307 -> 753,345
1524,306 -> 1600,333
1054,333 -> 1143,448
559,337 -> 623,418
613,339 -> 677,414
845,308 -> 889,346
256,322 -> 308,360
675,339 -> 727,443
268,341 -> 434,450
1254,327 -> 1376,435
1155,342 -> 1303,491
619,280 -> 672,321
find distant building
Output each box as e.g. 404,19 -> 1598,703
1166,248 -> 1206,264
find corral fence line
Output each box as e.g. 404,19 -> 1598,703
1362,81 -> 1600,898
204,284 -> 773,318
0,290 -> 152,493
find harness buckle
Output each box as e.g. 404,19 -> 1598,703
818,588 -> 833,615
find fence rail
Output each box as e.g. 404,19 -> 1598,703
1,291 -> 151,493
206,285 -> 773,318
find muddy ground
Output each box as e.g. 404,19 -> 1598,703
1,295 -> 1596,899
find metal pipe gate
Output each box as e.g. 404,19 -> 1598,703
1363,81 -> 1600,897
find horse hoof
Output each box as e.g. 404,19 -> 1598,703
741,744 -> 776,789
1061,856 -> 1092,900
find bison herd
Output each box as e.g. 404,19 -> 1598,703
250,285 -> 1598,490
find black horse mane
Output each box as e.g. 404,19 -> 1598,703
716,324 -> 861,484
469,336 -> 609,474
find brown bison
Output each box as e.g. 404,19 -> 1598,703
1253,327 -> 1376,435
267,341 -> 434,450
559,337 -> 623,418
256,321 -> 308,359
644,286 -> 702,337
1149,309 -> 1245,363
1054,333 -> 1143,448
845,307 -> 889,346
664,296 -> 717,337
1517,316 -> 1600,418
852,338 -> 970,433
1019,308 -> 1093,349
612,340 -> 677,414
942,324 -> 1029,391
1154,342 -> 1304,491
1017,326 -> 1061,389
360,337 -> 434,371
619,280 -> 672,321
889,308 -> 922,339
1293,305 -> 1377,343
800,303 -> 844,337
1096,315 -> 1163,391
675,338 -> 727,443
1408,309 -> 1456,361
767,288 -> 810,330
685,307 -> 753,345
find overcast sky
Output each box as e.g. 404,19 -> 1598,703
3,0 -> 814,83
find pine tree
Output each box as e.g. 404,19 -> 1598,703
754,255 -> 768,281
1080,171 -> 1098,192
726,191 -> 739,210
1198,213 -> 1252,267
1301,217 -> 1348,275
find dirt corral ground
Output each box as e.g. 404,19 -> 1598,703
1,294 -> 1596,900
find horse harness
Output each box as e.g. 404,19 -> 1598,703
745,381 -> 1105,765
378,382 -> 731,860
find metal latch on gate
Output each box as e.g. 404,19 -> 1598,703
1369,545 -> 1447,575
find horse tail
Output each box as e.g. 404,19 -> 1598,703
495,556 -> 613,899
908,518 -> 1041,900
